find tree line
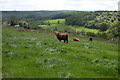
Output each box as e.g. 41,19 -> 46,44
64,11 -> 119,40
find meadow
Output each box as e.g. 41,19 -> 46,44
2,26 -> 118,78
39,19 -> 99,34
75,27 -> 99,34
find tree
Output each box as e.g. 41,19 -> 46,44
58,20 -> 60,24
18,21 -> 24,27
48,21 -> 50,26
18,21 -> 30,29
99,22 -> 109,31
9,15 -> 18,26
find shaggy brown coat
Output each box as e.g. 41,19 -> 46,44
73,38 -> 80,41
55,32 -> 68,43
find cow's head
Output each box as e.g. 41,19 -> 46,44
54,32 -> 60,35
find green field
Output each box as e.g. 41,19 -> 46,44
2,27 -> 118,78
45,19 -> 65,24
75,27 -> 99,34
39,19 -> 99,34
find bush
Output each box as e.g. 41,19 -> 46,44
99,22 -> 109,31
64,27 -> 76,34
10,20 -> 17,26
96,32 -> 108,39
18,21 -> 30,29
9,15 -> 18,26
86,32 -> 96,37
76,30 -> 86,36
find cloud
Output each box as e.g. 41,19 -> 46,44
63,0 -> 119,10
65,0 -> 119,10
0,0 -> 119,11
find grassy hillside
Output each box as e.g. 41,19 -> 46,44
65,11 -> 119,40
74,27 -> 98,34
4,11 -> 119,40
38,19 -> 99,34
45,19 -> 65,24
2,27 -> 118,78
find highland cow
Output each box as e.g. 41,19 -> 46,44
89,37 -> 93,41
73,38 -> 80,41
55,32 -> 68,43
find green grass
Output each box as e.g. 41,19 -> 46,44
38,25 -> 51,29
38,19 -> 67,32
2,27 -> 118,78
75,27 -> 99,34
45,19 -> 65,24
39,19 -> 99,34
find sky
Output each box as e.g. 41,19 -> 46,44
0,0 -> 119,11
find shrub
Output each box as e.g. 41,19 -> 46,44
86,32 -> 96,37
96,32 -> 108,39
99,22 -> 109,31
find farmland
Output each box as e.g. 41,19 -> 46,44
2,26 -> 118,78
39,19 -> 99,34
75,27 -> 99,33
2,11 -> 119,78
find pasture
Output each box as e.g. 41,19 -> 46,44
45,19 -> 65,24
2,27 -> 118,78
75,27 -> 99,34
39,19 -> 99,34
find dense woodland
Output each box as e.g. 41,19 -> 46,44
2,11 -> 120,41
65,11 -> 120,40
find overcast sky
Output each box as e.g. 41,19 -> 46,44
0,0 -> 119,11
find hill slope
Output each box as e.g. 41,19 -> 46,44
2,27 -> 118,78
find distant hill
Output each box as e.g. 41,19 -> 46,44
2,11 -> 73,21
2,11 -> 119,41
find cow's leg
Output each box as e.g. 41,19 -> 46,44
66,39 -> 68,43
66,35 -> 68,43
91,39 -> 92,41
59,39 -> 61,42
64,40 -> 66,43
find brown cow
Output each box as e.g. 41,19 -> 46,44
73,38 -> 80,41
89,37 -> 93,41
55,32 -> 68,43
